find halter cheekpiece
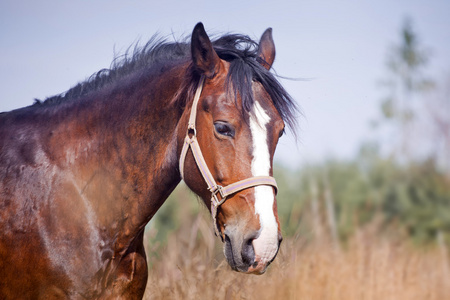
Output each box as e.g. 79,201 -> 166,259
179,76 -> 278,236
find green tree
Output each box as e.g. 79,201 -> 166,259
376,17 -> 434,159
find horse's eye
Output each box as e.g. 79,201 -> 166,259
214,121 -> 235,138
279,128 -> 285,138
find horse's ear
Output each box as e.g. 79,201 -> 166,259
191,23 -> 220,78
257,28 -> 276,70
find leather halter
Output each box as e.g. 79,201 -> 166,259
179,76 -> 278,236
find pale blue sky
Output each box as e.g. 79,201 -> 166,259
1,1 -> 449,167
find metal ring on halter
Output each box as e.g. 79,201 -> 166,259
187,126 -> 197,137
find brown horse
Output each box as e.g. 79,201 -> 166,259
0,23 -> 297,299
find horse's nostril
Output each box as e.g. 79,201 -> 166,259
241,236 -> 256,266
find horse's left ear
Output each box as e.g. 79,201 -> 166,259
191,22 -> 221,78
257,28 -> 276,70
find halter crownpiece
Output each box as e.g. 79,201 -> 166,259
179,76 -> 278,236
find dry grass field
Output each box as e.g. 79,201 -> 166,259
143,214 -> 450,300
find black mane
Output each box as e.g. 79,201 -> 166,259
212,34 -> 298,133
34,33 -> 298,132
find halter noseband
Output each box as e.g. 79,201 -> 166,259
179,76 -> 278,236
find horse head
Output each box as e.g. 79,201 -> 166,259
178,23 -> 288,274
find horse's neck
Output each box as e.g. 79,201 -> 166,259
58,68 -> 184,252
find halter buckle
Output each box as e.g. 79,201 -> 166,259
210,185 -> 226,207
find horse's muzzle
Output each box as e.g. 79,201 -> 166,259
223,227 -> 282,274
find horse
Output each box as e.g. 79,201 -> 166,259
0,23 -> 297,299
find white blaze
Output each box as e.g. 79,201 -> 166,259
249,101 -> 279,265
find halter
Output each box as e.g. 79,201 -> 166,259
179,76 -> 278,236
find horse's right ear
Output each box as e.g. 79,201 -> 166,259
257,28 -> 275,70
191,23 -> 221,78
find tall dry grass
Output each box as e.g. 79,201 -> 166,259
143,213 -> 450,300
